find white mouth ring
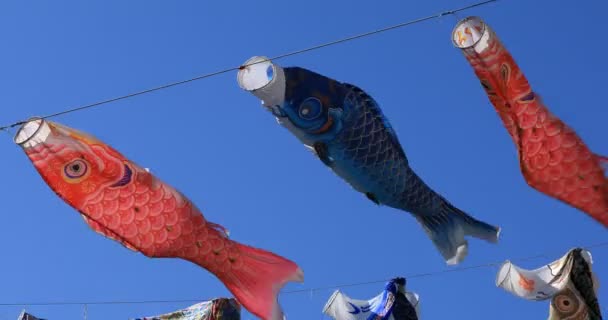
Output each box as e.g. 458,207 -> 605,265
451,16 -> 487,49
14,117 -> 50,148
237,56 -> 286,107
237,56 -> 276,92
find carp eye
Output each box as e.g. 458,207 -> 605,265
552,288 -> 578,316
64,159 -> 88,179
298,97 -> 323,120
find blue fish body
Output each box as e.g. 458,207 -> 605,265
250,65 -> 500,264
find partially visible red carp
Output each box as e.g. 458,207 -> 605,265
453,16 -> 608,227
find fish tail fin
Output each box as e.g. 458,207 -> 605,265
219,242 -> 304,320
416,201 -> 500,265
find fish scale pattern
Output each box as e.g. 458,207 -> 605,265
29,140 -> 239,268
332,83 -> 440,215
325,82 -> 497,252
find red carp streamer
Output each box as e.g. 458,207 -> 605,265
453,16 -> 607,227
14,118 -> 303,320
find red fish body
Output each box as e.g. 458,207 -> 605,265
14,118 -> 303,320
453,16 -> 608,227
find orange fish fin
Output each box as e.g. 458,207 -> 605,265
80,214 -> 139,252
218,242 -> 303,320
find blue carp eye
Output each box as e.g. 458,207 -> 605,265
298,97 -> 323,120
64,159 -> 88,179
266,65 -> 274,81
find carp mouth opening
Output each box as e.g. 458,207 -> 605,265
237,56 -> 286,107
14,117 -> 50,147
237,56 -> 276,91
494,260 -> 512,287
452,16 -> 486,49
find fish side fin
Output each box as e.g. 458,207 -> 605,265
79,214 -> 140,252
365,192 -> 380,205
218,242 -> 304,320
313,142 -> 333,167
416,201 -> 500,265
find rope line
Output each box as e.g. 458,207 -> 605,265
0,0 -> 498,132
0,240 -> 604,307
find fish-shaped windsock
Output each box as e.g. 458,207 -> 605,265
496,248 -> 602,319
14,118 -> 303,320
17,311 -> 46,320
322,277 -> 420,320
237,57 -> 500,265
132,298 -> 241,320
453,16 -> 608,228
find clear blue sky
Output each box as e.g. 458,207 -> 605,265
0,1 -> 605,319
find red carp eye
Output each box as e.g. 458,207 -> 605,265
64,159 -> 89,180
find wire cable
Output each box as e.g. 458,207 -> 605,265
0,240 -> 604,307
0,0 -> 498,132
